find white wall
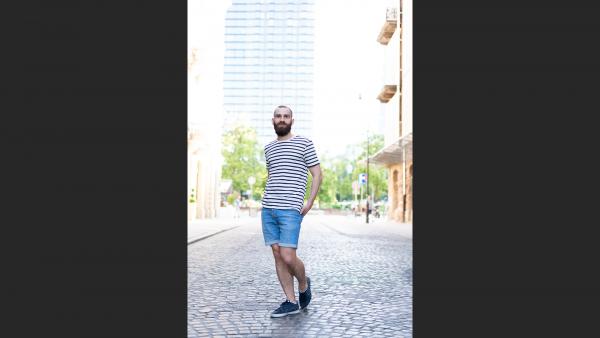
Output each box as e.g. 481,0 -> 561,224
382,0 -> 402,148
187,0 -> 230,219
188,0 -> 230,128
401,0 -> 412,137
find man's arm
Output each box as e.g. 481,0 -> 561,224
301,164 -> 323,216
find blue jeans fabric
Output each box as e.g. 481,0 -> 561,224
261,208 -> 304,248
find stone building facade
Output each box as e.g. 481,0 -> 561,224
370,0 -> 413,223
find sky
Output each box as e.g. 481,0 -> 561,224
313,0 -> 391,158
189,0 -> 399,157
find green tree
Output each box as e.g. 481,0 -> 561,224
304,156 -> 337,207
303,134 -> 388,208
330,155 -> 356,202
351,133 -> 387,201
316,134 -> 388,205
319,134 -> 387,204
221,124 -> 267,200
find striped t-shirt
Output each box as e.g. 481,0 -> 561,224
262,135 -> 320,212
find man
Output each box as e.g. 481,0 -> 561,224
261,105 -> 323,318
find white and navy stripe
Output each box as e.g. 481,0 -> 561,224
262,135 -> 320,212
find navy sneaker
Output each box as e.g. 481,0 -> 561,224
270,300 -> 300,318
299,277 -> 312,309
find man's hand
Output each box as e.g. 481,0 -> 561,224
300,202 -> 313,216
301,164 -> 322,217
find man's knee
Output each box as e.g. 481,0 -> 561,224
280,248 -> 296,266
271,244 -> 282,259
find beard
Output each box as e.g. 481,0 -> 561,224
273,121 -> 292,136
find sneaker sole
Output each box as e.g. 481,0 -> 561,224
301,300 -> 311,310
270,309 -> 301,318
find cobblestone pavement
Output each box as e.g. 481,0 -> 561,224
188,215 -> 412,338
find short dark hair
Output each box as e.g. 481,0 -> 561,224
273,105 -> 293,117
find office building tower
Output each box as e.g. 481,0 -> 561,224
224,0 -> 315,146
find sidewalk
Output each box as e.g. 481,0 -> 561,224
189,208 -> 412,244
317,214 -> 413,239
188,206 -> 259,244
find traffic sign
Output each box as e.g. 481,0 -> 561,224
358,173 -> 367,185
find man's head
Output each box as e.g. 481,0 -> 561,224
272,105 -> 293,137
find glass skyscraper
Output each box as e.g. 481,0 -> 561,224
223,0 -> 315,146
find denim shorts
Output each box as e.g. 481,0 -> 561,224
261,207 -> 304,248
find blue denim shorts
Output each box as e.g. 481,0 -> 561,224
261,207 -> 304,248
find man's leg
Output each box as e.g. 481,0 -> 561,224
271,244 -> 296,302
279,247 -> 308,293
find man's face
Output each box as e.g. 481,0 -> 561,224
272,108 -> 293,136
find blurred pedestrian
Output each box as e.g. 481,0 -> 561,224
233,195 -> 241,219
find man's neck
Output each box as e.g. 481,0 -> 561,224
277,133 -> 294,141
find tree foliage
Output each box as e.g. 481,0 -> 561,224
353,133 -> 388,202
221,126 -> 387,207
221,124 -> 267,200
305,134 -> 388,207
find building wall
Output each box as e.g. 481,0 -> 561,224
384,87 -> 401,146
401,0 -> 412,223
406,161 -> 412,222
400,0 -> 412,138
385,13 -> 401,141
188,129 -> 222,220
378,0 -> 412,223
188,0 -> 229,220
388,164 -> 403,220
387,158 -> 412,222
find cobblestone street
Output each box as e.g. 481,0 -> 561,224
188,214 -> 412,338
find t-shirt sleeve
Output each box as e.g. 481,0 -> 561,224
264,147 -> 270,170
304,139 -> 320,168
